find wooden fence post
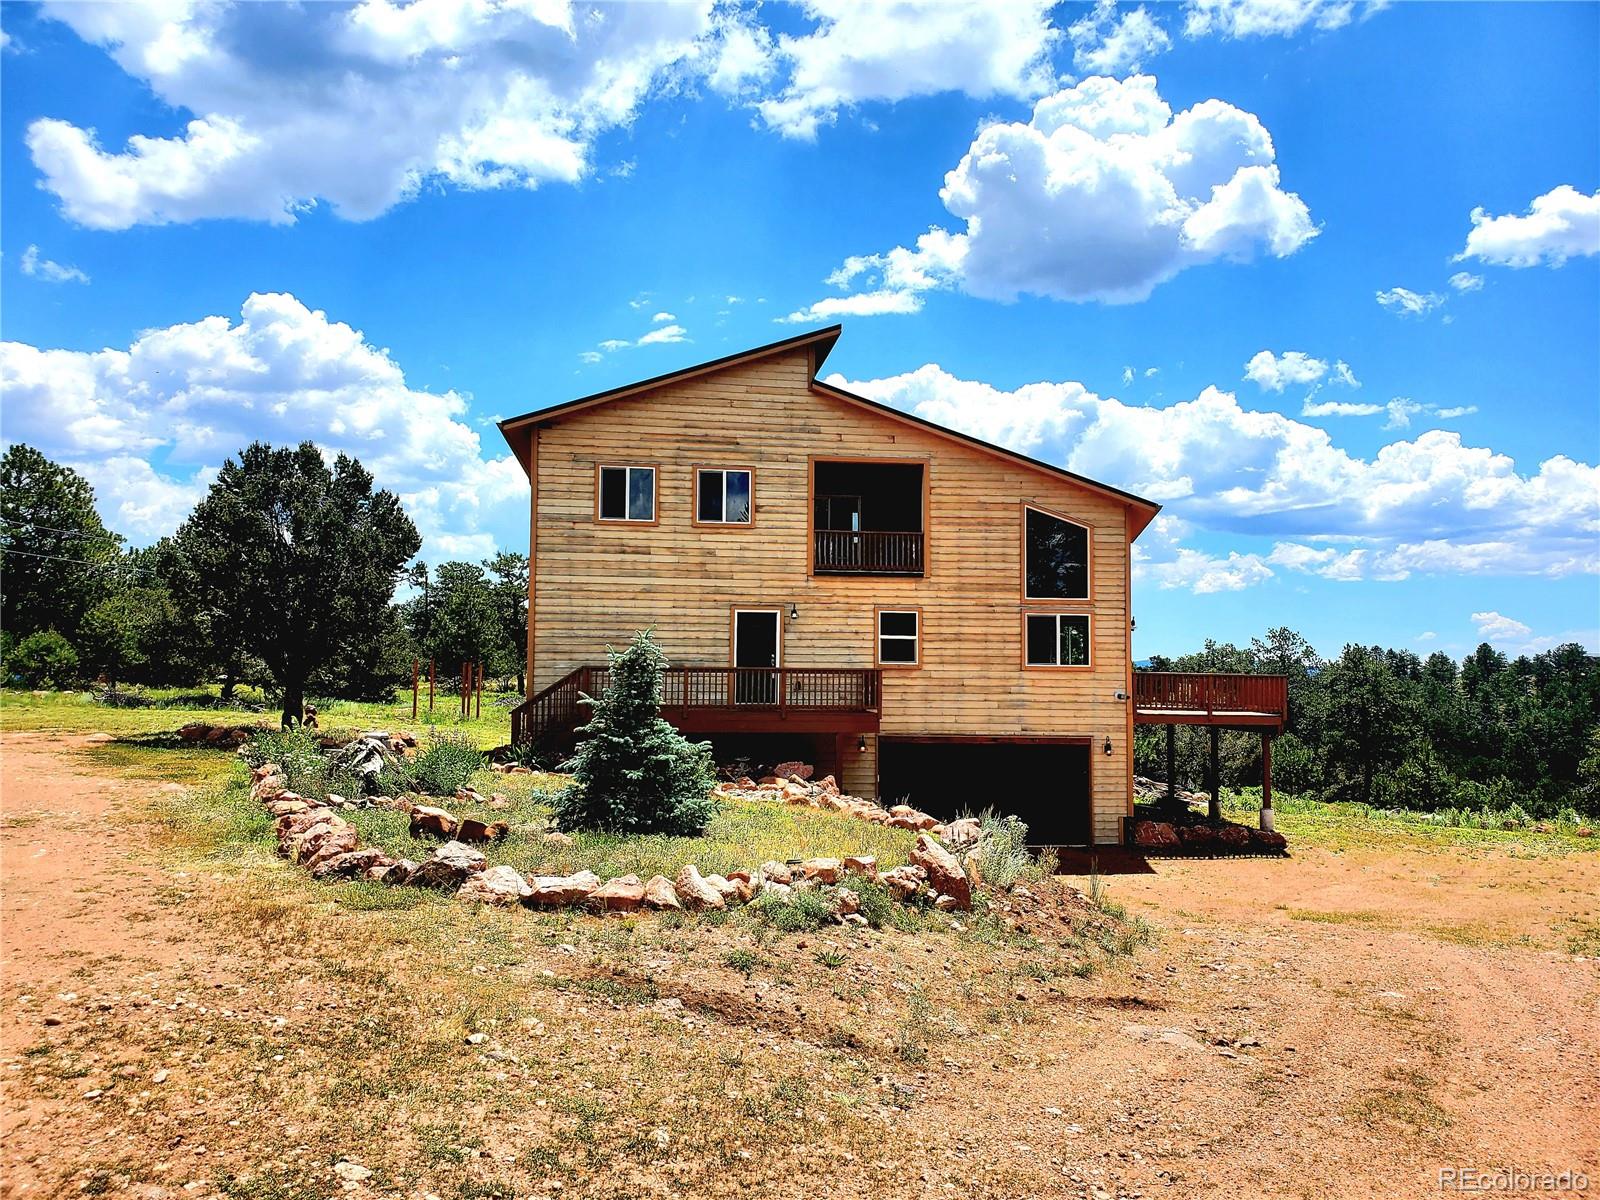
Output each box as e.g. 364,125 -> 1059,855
412,659 -> 419,721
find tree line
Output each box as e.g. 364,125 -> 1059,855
1,443 -> 527,726
1133,627 -> 1600,819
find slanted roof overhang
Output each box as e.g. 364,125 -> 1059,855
496,324 -> 1160,541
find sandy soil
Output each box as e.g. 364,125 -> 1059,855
2,730 -> 1596,1199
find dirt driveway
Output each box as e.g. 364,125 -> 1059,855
3,731 -> 1597,1199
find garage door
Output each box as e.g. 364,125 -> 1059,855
878,739 -> 1092,846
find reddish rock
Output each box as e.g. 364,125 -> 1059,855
933,894 -> 962,911
407,841 -> 487,889
459,865 -> 533,906
758,861 -> 794,884
880,864 -> 926,900
1215,824 -> 1252,850
310,848 -> 392,881
643,875 -> 682,910
457,818 -> 510,843
369,859 -> 416,884
409,805 -> 458,839
178,723 -> 209,742
757,775 -> 780,785
590,874 -> 646,912
527,870 -> 600,907
302,825 -> 360,868
800,858 -> 843,884
835,889 -> 861,916
942,818 -> 981,849
816,774 -> 839,794
1177,824 -> 1221,850
1132,820 -> 1181,850
1251,828 -> 1288,851
773,761 -> 814,781
911,833 -> 971,910
674,864 -> 726,911
843,855 -> 877,877
704,874 -> 742,904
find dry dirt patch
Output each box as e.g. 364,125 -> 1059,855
3,731 -> 1597,1200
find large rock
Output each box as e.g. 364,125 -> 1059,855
643,875 -> 682,910
369,858 -> 417,884
250,773 -> 289,802
941,818 -> 981,850
302,825 -> 361,869
409,805 -> 458,839
880,864 -> 926,900
888,804 -> 940,832
772,761 -> 813,781
407,841 -> 487,889
673,864 -> 726,911
800,858 -> 843,884
527,870 -> 600,907
1177,824 -> 1221,851
843,855 -> 877,877
457,818 -> 510,843
310,848 -> 393,881
1215,824 -> 1252,850
704,874 -> 742,905
590,874 -> 646,912
911,833 -> 971,910
1251,828 -> 1288,852
1132,820 -> 1181,850
758,860 -> 794,884
459,865 -> 534,906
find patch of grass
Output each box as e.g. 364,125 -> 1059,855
723,947 -> 762,975
747,888 -> 838,933
893,986 -> 932,1064
1347,1066 -> 1451,1136
814,948 -> 848,969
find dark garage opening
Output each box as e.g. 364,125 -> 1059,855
878,739 -> 1092,846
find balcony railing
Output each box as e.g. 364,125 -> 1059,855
813,529 -> 924,575
1133,671 -> 1288,726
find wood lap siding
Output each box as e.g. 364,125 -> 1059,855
530,349 -> 1133,843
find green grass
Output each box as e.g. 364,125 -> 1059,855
1218,787 -> 1597,856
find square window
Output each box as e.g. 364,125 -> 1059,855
1026,613 -> 1090,666
599,465 -> 654,522
877,610 -> 919,666
696,468 -> 752,524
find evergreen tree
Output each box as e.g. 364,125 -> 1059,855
552,630 -> 717,835
0,445 -> 122,638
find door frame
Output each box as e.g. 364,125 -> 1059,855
729,607 -> 784,668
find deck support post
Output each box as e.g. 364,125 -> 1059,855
1207,726 -> 1221,822
1260,732 -> 1275,833
1164,725 -> 1176,806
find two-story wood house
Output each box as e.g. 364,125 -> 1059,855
499,326 -> 1287,846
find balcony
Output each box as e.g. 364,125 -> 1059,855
813,529 -> 925,575
1131,671 -> 1289,730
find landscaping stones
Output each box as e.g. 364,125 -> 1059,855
772,761 -> 813,780
844,855 -> 876,876
590,874 -> 646,912
673,865 -> 725,911
942,818 -> 981,849
704,874 -> 742,905
178,722 -> 260,747
527,870 -> 600,907
912,832 -> 972,910
800,857 -> 843,884
457,818 -> 510,843
880,864 -> 926,900
541,831 -> 575,847
310,848 -> 393,881
1132,820 -> 1181,849
459,865 -> 534,906
643,875 -> 682,910
406,841 -> 486,889
889,804 -> 941,832
408,805 -> 458,839
758,860 -> 793,884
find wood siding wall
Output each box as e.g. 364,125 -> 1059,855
528,350 -> 1134,843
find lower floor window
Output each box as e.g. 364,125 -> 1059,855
1025,612 -> 1090,666
877,609 -> 920,665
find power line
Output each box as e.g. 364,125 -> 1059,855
0,543 -> 158,578
0,519 -> 121,543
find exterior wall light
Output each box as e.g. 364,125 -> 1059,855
1103,736 -> 1114,756
857,734 -> 867,752
789,603 -> 799,621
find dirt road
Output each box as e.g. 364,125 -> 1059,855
3,731 -> 1596,1199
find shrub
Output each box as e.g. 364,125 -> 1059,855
6,630 -> 79,687
241,725 -> 331,798
839,877 -> 915,930
553,630 -> 717,836
970,809 -> 1035,890
748,888 -> 837,933
406,729 -> 485,797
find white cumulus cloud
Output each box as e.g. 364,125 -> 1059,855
795,75 -> 1316,315
1182,0 -> 1385,39
1068,1 -> 1171,75
19,244 -> 89,284
1244,349 -> 1358,392
1457,184 -> 1600,269
0,293 -> 523,555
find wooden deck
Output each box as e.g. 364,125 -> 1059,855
1132,671 -> 1288,731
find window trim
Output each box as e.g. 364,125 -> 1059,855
875,606 -> 922,669
1020,501 -> 1092,603
1021,611 -> 1093,669
594,462 -> 659,524
691,465 -> 756,528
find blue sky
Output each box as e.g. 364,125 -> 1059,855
2,0 -> 1596,662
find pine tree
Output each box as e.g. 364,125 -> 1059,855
554,630 -> 717,835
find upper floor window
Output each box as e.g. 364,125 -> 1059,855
696,468 -> 753,525
597,464 -> 656,522
877,608 -> 921,666
1023,505 -> 1089,600
1025,613 -> 1091,667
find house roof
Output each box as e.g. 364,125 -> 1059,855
498,325 -> 1161,539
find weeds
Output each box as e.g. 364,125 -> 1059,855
893,986 -> 932,1064
970,810 -> 1037,889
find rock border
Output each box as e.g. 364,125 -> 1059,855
249,763 -> 979,917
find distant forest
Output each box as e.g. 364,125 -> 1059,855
1135,628 -> 1599,819
4,445 -> 1596,818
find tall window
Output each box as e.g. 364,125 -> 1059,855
598,465 -> 655,522
1025,613 -> 1090,667
1024,505 -> 1089,599
877,609 -> 920,666
696,468 -> 753,524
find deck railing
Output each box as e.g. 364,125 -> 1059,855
1133,671 -> 1289,720
813,529 -> 924,575
511,665 -> 882,749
